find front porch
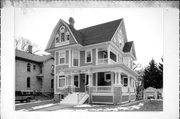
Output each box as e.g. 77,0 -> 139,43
56,65 -> 137,104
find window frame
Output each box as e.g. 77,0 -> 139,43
59,51 -> 66,65
123,77 -> 128,87
27,77 -> 30,88
27,63 -> 31,72
74,75 -> 80,88
104,72 -> 111,82
72,50 -> 79,67
85,49 -> 92,64
58,75 -> 66,88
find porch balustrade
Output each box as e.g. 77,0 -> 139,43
98,58 -> 108,64
89,86 -> 113,93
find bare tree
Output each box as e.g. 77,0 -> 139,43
15,37 -> 42,55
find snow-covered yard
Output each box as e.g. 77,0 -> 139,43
56,100 -> 163,112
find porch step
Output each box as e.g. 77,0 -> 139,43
60,92 -> 89,105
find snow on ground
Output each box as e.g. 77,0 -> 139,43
75,104 -> 103,107
32,104 -> 55,110
57,102 -> 144,111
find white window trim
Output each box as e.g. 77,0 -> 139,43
56,50 -> 66,66
55,26 -> 69,47
72,50 -> 80,67
104,72 -> 111,82
57,75 -> 67,89
74,74 -> 80,88
65,31 -> 70,41
85,49 -> 92,64
123,77 -> 128,87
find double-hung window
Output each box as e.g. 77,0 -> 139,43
73,50 -> 79,66
59,51 -> 66,64
85,50 -> 92,63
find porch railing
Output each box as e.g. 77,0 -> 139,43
90,86 -> 113,93
98,58 -> 108,64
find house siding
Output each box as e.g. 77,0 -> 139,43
50,23 -> 77,49
55,65 -> 69,74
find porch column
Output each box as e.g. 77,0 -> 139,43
108,46 -> 110,64
71,72 -> 74,92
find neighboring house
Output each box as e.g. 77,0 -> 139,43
15,47 -> 54,96
144,87 -> 163,100
45,17 -> 138,105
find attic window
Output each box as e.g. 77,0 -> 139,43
66,32 -> 70,41
60,26 -> 65,42
55,34 -> 60,43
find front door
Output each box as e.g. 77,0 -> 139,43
74,74 -> 86,92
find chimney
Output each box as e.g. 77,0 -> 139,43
28,45 -> 33,54
69,17 -> 75,28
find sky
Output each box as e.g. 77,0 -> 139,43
14,8 -> 163,68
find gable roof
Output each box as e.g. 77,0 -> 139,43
123,41 -> 134,52
62,18 -> 123,46
78,19 -> 123,46
15,50 -> 53,63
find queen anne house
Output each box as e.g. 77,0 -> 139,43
45,17 -> 138,105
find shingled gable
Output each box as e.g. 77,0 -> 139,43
123,41 -> 137,60
46,18 -> 123,50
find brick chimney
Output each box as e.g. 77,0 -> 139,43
69,17 -> 75,28
27,45 -> 33,53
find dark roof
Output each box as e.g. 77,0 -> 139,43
15,50 -> 53,63
123,41 -> 133,52
64,19 -> 123,46
78,19 -> 123,46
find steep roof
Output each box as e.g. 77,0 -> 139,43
15,50 -> 53,63
123,41 -> 134,52
78,19 -> 123,46
63,19 -> 122,46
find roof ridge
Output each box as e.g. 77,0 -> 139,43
78,18 -> 123,31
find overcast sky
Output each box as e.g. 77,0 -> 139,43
14,8 -> 163,68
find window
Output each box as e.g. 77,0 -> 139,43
58,75 -> 66,88
27,77 -> 30,88
66,32 -> 70,41
105,73 -> 111,82
110,51 -> 117,62
27,63 -> 31,72
73,50 -> 79,66
123,77 -> 128,87
74,75 -> 79,87
40,66 -> 42,73
61,32 -> 65,42
55,34 -> 60,43
51,79 -> 54,88
59,51 -> 66,64
85,50 -> 92,63
60,26 -> 65,42
33,65 -> 36,70
51,65 -> 54,73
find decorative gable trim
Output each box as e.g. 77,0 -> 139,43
110,19 -> 128,48
45,19 -> 81,51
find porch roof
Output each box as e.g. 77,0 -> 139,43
63,64 -> 138,77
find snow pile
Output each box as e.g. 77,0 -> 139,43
75,104 -> 92,107
32,104 -> 55,110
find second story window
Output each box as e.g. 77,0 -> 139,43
73,50 -> 79,67
59,51 -> 66,64
85,50 -> 92,63
27,63 -> 31,72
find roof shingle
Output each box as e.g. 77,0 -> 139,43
15,50 -> 53,63
123,41 -> 133,52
